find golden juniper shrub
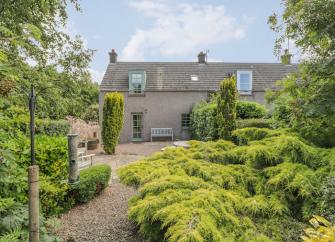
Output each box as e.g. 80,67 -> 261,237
102,92 -> 124,154
118,131 -> 335,241
301,215 -> 335,242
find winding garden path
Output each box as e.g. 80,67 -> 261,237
56,142 -> 171,242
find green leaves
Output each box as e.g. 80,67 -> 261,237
119,128 -> 335,241
102,92 -> 124,154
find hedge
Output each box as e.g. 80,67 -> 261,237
190,101 -> 216,141
236,101 -> 267,119
191,100 -> 270,141
0,115 -> 70,136
236,118 -> 274,129
70,164 -> 111,203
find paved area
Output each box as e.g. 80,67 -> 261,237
56,142 -> 171,242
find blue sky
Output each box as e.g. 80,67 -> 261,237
67,0 -> 288,83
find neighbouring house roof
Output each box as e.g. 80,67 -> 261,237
100,62 -> 298,92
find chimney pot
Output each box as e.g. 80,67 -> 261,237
198,51 -> 207,64
109,49 -> 118,63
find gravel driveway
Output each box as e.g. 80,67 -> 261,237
56,142 -> 172,242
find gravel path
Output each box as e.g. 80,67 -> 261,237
56,142 -> 172,242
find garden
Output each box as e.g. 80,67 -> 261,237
1,0 -> 335,241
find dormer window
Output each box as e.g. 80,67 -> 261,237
237,70 -> 252,95
129,70 -> 146,94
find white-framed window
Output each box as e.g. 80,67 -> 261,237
129,70 -> 146,94
237,70 -> 252,94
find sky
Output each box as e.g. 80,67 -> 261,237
67,0 -> 291,83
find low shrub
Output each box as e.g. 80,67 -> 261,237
40,179 -> 75,217
118,129 -> 335,241
237,101 -> 267,119
190,101 -> 216,141
237,118 -> 274,129
70,164 -> 111,203
0,115 -> 70,136
232,128 -> 273,145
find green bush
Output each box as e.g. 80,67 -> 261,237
40,179 -> 74,217
102,92 -> 124,154
232,127 -> 283,145
190,102 -> 216,141
237,118 -> 274,129
0,115 -> 69,136
118,129 -> 335,241
216,76 -> 237,139
70,164 -> 111,203
236,101 -> 267,119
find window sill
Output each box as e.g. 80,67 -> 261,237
238,91 -> 252,96
128,92 -> 145,97
182,127 -> 190,130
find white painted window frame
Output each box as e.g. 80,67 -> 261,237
237,70 -> 253,95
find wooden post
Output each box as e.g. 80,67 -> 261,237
68,134 -> 79,184
29,165 -> 39,242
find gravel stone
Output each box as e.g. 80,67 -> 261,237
56,142 -> 171,242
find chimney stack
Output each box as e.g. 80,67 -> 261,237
109,49 -> 118,63
198,51 -> 207,64
281,49 -> 292,65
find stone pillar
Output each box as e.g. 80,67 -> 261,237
68,134 -> 79,184
28,165 -> 39,242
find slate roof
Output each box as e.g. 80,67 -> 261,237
100,62 -> 297,92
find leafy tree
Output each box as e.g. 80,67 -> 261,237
0,0 -> 98,119
216,76 -> 238,140
102,93 -> 124,154
267,0 -> 335,147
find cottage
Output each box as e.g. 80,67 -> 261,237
99,50 -> 296,143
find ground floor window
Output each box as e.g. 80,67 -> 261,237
181,114 -> 191,128
132,113 -> 143,141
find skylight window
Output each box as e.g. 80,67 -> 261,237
191,75 -> 199,81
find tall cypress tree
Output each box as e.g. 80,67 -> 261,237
216,75 -> 237,140
102,92 -> 124,154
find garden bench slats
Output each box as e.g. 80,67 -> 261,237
78,154 -> 95,170
151,128 -> 173,142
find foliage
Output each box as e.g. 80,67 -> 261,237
190,101 -> 216,141
102,93 -> 124,154
40,179 -> 74,217
81,103 -> 99,122
119,129 -> 335,241
236,118 -> 273,129
237,101 -> 267,119
232,128 -> 283,145
70,165 -> 111,204
267,0 -> 335,147
301,216 -> 335,242
191,99 -> 269,141
216,76 -> 237,140
0,115 -> 70,136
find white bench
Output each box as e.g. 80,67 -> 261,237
151,128 -> 173,142
78,154 -> 95,170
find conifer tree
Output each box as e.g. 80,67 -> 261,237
216,75 -> 237,139
102,92 -> 124,154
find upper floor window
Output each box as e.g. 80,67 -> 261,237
237,70 -> 252,94
129,70 -> 146,94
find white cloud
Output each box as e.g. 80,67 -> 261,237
89,68 -> 105,83
121,0 -> 246,61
